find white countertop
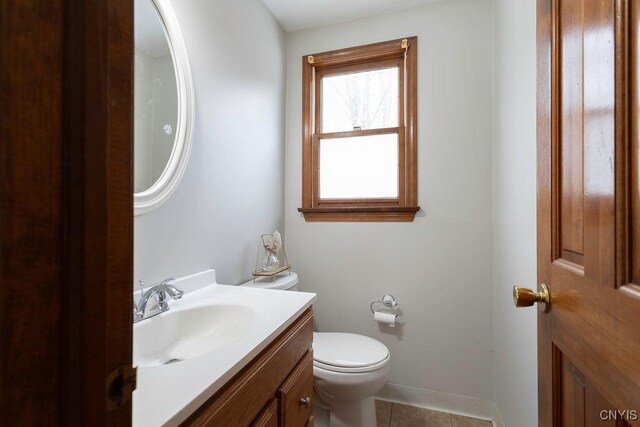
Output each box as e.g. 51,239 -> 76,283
132,271 -> 316,426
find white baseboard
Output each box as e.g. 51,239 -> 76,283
376,383 -> 505,427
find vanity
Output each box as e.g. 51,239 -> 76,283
132,270 -> 317,426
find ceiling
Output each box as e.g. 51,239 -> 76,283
261,0 -> 445,32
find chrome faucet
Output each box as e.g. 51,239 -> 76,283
133,277 -> 184,323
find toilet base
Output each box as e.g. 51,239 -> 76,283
312,404 -> 330,427
314,395 -> 376,427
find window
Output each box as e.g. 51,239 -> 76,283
298,37 -> 419,222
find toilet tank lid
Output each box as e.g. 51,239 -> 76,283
313,332 -> 389,369
240,271 -> 299,290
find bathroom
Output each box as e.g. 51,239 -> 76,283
3,0 -> 640,426
135,0 -> 514,424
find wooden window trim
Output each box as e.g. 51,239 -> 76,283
298,37 -> 419,222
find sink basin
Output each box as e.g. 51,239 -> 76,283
134,302 -> 257,368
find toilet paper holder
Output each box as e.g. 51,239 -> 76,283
370,294 -> 398,313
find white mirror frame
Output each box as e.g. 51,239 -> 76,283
134,0 -> 194,216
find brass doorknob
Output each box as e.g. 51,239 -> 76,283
513,284 -> 550,313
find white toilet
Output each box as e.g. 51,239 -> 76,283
241,272 -> 390,427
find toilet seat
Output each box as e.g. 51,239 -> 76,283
313,356 -> 390,374
313,332 -> 390,373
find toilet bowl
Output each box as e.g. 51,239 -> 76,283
241,273 -> 390,427
313,332 -> 390,427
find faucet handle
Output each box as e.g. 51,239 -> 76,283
133,299 -> 142,322
160,277 -> 177,286
138,280 -> 146,298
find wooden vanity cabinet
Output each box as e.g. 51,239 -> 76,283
251,399 -> 278,427
185,308 -> 314,427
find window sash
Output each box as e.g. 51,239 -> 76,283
313,58 -> 405,206
312,127 -> 405,206
314,57 -> 405,135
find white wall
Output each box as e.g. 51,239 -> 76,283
284,0 -> 495,400
492,0 -> 538,425
134,0 -> 286,286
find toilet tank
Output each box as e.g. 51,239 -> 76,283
240,271 -> 299,291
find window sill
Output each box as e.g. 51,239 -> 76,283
297,206 -> 420,222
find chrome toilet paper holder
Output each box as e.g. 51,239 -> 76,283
370,294 -> 398,313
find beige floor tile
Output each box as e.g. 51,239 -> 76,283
450,414 -> 493,427
375,400 -> 393,427
389,403 -> 452,427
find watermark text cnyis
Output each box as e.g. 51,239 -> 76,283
600,410 -> 638,421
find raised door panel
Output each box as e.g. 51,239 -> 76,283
581,0 -> 616,287
556,0 -> 616,283
559,0 -> 586,267
558,353 -> 632,427
560,355 -> 585,427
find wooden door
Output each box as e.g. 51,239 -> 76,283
536,0 -> 640,425
1,0 -> 134,425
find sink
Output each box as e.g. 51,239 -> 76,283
134,302 -> 257,368
132,272 -> 317,427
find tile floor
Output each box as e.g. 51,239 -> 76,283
375,400 -> 493,427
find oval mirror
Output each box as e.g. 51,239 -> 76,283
134,0 -> 194,215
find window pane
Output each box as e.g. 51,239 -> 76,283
319,133 -> 398,199
322,67 -> 399,133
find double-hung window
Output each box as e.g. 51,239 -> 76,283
298,37 -> 419,221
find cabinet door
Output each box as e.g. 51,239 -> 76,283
278,351 -> 314,426
251,399 -> 278,427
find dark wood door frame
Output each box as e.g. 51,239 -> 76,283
1,0 -> 133,425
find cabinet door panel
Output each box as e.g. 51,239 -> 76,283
278,351 -> 314,427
